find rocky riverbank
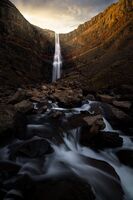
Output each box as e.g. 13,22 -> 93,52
0,82 -> 133,142
0,83 -> 133,200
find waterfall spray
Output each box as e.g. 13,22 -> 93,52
52,33 -> 62,82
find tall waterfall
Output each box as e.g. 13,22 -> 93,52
52,33 -> 62,82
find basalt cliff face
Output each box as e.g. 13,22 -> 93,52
60,0 -> 133,91
0,0 -> 54,92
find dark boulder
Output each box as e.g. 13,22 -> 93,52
8,89 -> 27,104
14,100 -> 33,114
97,94 -> 115,104
103,104 -> 133,128
9,136 -> 53,159
116,149 -> 133,167
52,88 -> 83,108
112,100 -> 132,110
94,132 -> 123,149
0,104 -> 16,136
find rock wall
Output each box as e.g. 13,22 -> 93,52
60,0 -> 133,91
0,0 -> 55,91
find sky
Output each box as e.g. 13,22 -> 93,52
11,0 -> 117,33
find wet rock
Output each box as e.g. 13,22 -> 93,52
50,111 -> 63,119
9,137 -> 53,159
97,94 -> 115,104
4,189 -> 24,200
80,125 -> 94,146
0,104 -> 16,135
116,149 -> 133,167
89,102 -> 102,115
84,115 -> 105,133
32,100 -> 48,114
107,104 -> 133,126
115,94 -> 133,101
80,130 -> 123,149
52,88 -> 83,107
14,113 -> 27,139
25,173 -> 95,200
83,115 -> 104,127
14,100 -> 33,114
35,176 -> 95,200
0,161 -> 21,172
26,124 -> 63,144
30,97 -> 42,103
85,94 -> 96,101
30,89 -> 43,99
61,113 -> 88,131
35,105 -> 48,114
112,100 -> 132,110
95,132 -> 123,148
80,115 -> 105,146
8,89 -> 27,104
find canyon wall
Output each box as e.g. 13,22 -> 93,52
60,0 -> 133,91
0,0 -> 54,91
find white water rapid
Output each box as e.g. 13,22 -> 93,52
1,101 -> 133,200
52,33 -> 62,82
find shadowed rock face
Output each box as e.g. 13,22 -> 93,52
60,0 -> 133,91
0,0 -> 55,90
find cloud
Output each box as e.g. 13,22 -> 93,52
10,0 -> 117,33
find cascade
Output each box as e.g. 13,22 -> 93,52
52,33 -> 62,82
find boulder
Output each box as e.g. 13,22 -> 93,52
17,173 -> 95,200
30,97 -> 42,103
112,100 -> 132,110
107,104 -> 133,125
4,189 -> 24,200
61,113 -> 88,131
8,89 -> 27,104
95,132 -> 123,148
34,105 -> 48,114
0,104 -> 16,135
80,115 -> 105,146
14,100 -> 33,114
97,94 -> 115,104
14,112 -> 27,139
89,102 -> 103,115
35,176 -> 95,200
116,149 -> 133,167
0,104 -> 26,138
83,115 -> 105,132
85,94 -> 96,101
52,88 -> 83,107
116,94 -> 133,101
50,111 -> 63,119
9,136 -> 53,159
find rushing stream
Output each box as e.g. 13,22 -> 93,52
0,101 -> 133,200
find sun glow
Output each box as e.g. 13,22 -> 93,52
11,0 -> 117,33
23,12 -> 77,33
15,4 -> 80,33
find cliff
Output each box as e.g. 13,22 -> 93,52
60,0 -> 133,91
0,0 -> 54,91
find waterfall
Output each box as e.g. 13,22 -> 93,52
52,33 -> 62,82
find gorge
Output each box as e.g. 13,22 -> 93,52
0,0 -> 133,200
